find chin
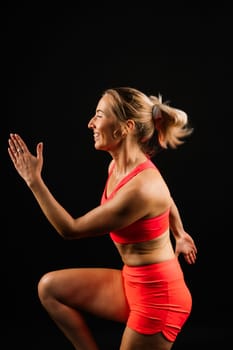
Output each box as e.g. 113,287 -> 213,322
94,142 -> 104,150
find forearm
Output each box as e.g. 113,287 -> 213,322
29,178 -> 75,238
169,197 -> 197,263
169,197 -> 186,239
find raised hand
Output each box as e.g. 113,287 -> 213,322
8,133 -> 43,187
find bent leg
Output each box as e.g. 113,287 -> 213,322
38,267 -> 129,350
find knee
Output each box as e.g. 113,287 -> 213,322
37,271 -> 56,305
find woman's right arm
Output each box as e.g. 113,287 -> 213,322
8,133 -> 153,241
8,133 -> 77,237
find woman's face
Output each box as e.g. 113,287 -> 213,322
88,94 -> 123,151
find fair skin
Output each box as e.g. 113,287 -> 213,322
8,94 -> 197,350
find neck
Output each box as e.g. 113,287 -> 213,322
110,150 -> 147,177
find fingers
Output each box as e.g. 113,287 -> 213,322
8,135 -> 21,162
185,250 -> 197,264
8,133 -> 31,159
36,142 -> 43,159
15,133 -> 30,152
8,133 -> 28,168
8,144 -> 17,164
8,133 -> 19,152
9,133 -> 25,153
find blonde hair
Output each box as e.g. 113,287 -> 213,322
103,87 -> 193,157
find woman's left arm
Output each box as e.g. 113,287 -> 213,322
169,197 -> 197,264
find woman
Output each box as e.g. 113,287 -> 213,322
8,87 -> 197,350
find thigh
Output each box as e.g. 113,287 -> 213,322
120,327 -> 174,350
39,267 -> 129,322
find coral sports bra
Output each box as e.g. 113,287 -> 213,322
101,158 -> 170,244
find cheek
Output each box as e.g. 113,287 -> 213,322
103,124 -> 119,140
104,131 -> 116,142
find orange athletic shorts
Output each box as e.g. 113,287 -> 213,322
122,257 -> 192,342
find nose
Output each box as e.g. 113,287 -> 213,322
88,115 -> 95,129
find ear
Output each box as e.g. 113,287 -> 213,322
126,119 -> 135,131
121,119 -> 135,137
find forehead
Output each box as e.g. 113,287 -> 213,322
96,94 -> 113,114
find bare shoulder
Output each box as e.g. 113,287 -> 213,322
118,168 -> 171,217
136,167 -> 170,195
132,168 -> 171,214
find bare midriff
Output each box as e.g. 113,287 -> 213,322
114,229 -> 175,266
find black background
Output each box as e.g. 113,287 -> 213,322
4,3 -> 231,349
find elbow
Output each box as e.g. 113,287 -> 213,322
61,226 -> 79,240
57,220 -> 78,240
61,231 -> 74,240
56,228 -> 74,240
